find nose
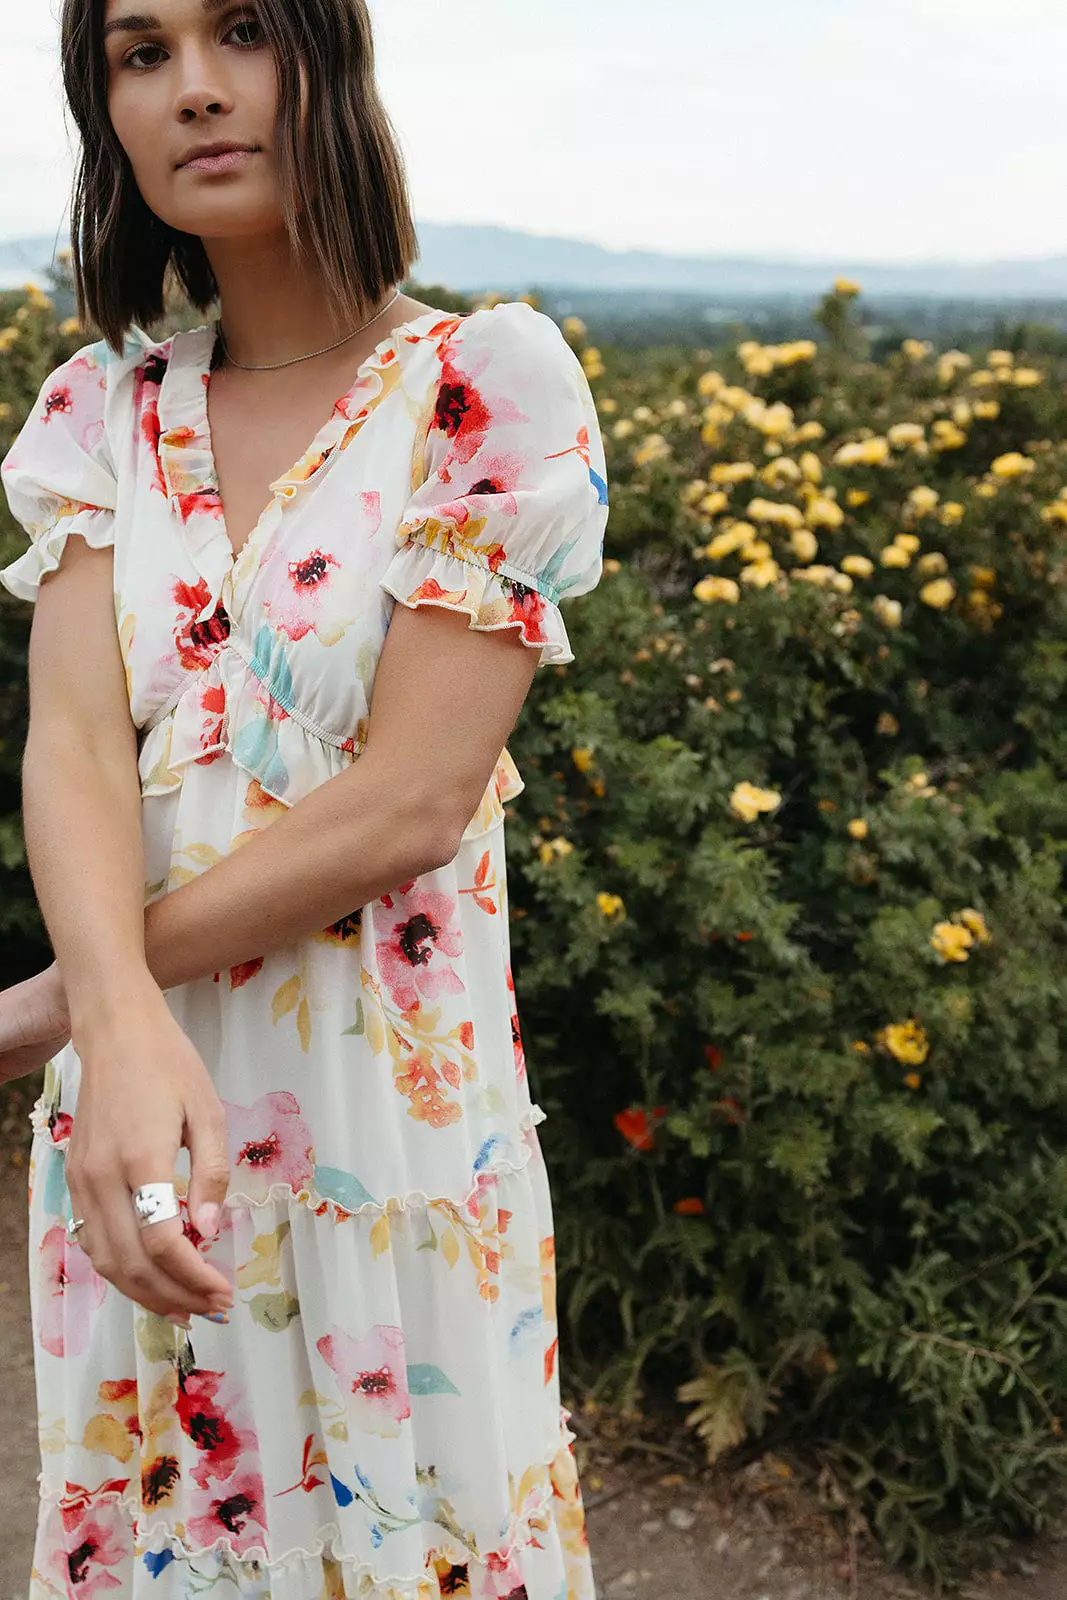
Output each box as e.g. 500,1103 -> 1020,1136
174,49 -> 235,121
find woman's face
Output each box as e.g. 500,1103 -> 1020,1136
102,0 -> 304,239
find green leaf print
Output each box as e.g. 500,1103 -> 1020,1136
341,998 -> 365,1035
249,1290 -> 301,1331
406,1364 -> 461,1396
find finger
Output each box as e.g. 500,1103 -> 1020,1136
183,1097 -> 232,1242
127,1160 -> 234,1304
78,1171 -> 233,1317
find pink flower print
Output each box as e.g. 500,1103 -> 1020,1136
40,353 -> 108,455
177,1368 -> 260,1489
375,885 -> 465,1014
186,1465 -> 268,1553
259,492 -> 383,644
39,1503 -> 127,1598
317,1323 -> 411,1438
224,1088 -> 315,1203
37,1222 -> 109,1357
431,333 -> 529,469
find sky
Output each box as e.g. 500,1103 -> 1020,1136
3,0 -> 1067,264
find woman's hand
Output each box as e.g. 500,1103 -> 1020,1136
0,960 -> 72,1088
66,981 -> 235,1324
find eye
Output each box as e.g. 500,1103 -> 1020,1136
120,13 -> 265,70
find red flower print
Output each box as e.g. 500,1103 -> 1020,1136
193,678 -> 227,764
259,492 -> 382,643
39,1503 -> 126,1598
177,1368 -> 260,1489
172,578 -> 230,671
317,1322 -> 411,1438
613,1106 -> 668,1152
186,1465 -> 268,1553
223,1088 -> 315,1203
375,885 -> 465,1014
393,1047 -> 463,1128
36,1223 -> 108,1357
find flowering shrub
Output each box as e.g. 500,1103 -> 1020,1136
505,286 -> 1067,1584
3,278 -> 1067,1583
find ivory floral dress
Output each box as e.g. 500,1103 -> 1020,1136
0,300 -> 609,1600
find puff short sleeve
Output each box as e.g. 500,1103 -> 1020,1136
379,301 -> 610,667
0,342 -> 117,604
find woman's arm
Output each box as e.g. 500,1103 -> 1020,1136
141,600 -> 539,990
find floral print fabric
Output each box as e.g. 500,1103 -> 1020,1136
0,301 -> 609,1599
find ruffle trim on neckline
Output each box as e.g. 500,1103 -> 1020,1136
382,532 -> 575,670
136,636 -> 524,826
29,1094 -> 548,1221
34,1408 -> 579,1597
154,311 -> 471,624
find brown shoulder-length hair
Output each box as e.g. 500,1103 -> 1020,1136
60,0 -> 420,355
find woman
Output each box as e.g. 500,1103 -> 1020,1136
0,0 -> 609,1594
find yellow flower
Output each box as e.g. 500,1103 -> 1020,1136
931,420 -> 967,450
571,746 -> 595,773
970,566 -> 997,590
895,533 -> 921,553
939,502 -> 965,526
596,892 -> 626,919
902,338 -> 932,362
807,496 -> 845,531
799,451 -> 823,484
699,490 -> 730,516
958,907 -> 993,944
888,422 -> 925,449
603,558 -> 621,574
906,486 -> 940,517
562,316 -> 588,341
881,544 -> 911,568
880,1020 -> 930,1065
742,347 -> 778,378
740,538 -> 773,562
972,400 -> 1000,420
612,418 -> 634,439
581,348 -> 605,380
762,456 -> 803,487
599,397 -> 618,414
841,554 -> 874,578
729,781 -> 783,822
904,1072 -> 922,1091
920,578 -> 956,609
632,433 -> 671,467
845,488 -> 871,508
740,558 -> 782,588
873,595 -> 903,628
988,348 -> 1014,368
853,1039 -> 872,1054
834,437 -> 890,467
990,451 -> 1035,479
682,479 -> 708,507
693,575 -> 740,604
975,481 -> 998,499
697,370 -> 726,398
834,276 -> 861,297
917,552 -> 948,576
794,421 -> 826,443
931,920 -> 974,962
876,710 -> 900,734
709,461 -> 757,485
59,315 -> 82,336
747,497 -> 805,529
538,836 -> 575,866
1012,367 -> 1042,387
848,818 -> 869,839
790,529 -> 819,563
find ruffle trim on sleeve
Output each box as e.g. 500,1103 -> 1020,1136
0,504 -> 115,603
380,530 -> 575,670
137,637 -> 524,830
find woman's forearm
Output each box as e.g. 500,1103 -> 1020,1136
141,751 -> 457,992
22,738 -> 153,1037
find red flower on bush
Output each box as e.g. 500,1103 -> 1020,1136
673,1197 -> 705,1215
736,930 -> 755,943
614,1105 -> 668,1151
712,1096 -> 745,1125
704,1044 -> 723,1071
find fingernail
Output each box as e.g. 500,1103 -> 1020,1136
198,1310 -> 229,1323
198,1204 -> 220,1238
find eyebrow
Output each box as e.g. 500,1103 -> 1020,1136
102,0 -> 240,41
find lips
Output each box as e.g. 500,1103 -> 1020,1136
179,143 -> 256,168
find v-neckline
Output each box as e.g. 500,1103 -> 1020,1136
155,306 -> 464,619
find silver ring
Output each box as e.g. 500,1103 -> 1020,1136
66,1216 -> 86,1240
132,1181 -> 181,1228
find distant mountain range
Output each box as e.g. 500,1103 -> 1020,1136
4,221 -> 1067,300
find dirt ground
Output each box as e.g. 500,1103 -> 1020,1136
3,1079 -> 1067,1600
